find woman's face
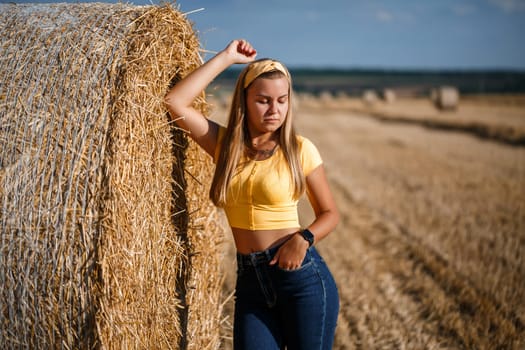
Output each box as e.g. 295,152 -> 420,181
245,76 -> 289,137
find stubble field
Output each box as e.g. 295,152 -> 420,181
212,94 -> 525,349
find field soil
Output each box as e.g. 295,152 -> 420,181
212,95 -> 525,349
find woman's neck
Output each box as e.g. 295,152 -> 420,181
249,131 -> 278,149
246,132 -> 279,160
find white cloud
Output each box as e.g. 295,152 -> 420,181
376,10 -> 393,22
488,0 -> 525,12
305,10 -> 320,22
451,4 -> 477,16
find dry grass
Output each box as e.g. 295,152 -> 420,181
1,3 -> 224,349
300,96 -> 525,349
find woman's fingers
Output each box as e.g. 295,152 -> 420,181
224,39 -> 257,62
270,240 -> 306,270
237,39 -> 257,58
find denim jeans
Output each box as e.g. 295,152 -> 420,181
234,245 -> 339,350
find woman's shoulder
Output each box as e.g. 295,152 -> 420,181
295,134 -> 323,175
296,134 -> 318,153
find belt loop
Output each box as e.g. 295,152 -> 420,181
264,249 -> 272,262
237,243 -> 282,269
250,254 -> 258,267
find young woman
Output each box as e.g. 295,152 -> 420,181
165,39 -> 339,350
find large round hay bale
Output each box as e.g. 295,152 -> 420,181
0,3 -> 224,349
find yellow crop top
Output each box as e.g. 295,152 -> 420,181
214,127 -> 323,230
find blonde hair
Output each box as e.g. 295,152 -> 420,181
210,59 -> 305,206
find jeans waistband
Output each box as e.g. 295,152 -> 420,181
236,244 -> 281,268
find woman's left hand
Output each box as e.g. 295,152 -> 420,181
269,233 -> 309,270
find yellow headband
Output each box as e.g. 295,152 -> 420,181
243,60 -> 289,88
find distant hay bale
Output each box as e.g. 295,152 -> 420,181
362,89 -> 379,105
0,3 -> 224,349
319,90 -> 334,103
335,90 -> 349,100
382,89 -> 396,103
433,86 -> 460,110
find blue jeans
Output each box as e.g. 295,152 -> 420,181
234,245 -> 339,350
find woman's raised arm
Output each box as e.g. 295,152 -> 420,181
164,39 -> 256,156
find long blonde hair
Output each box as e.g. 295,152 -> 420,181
210,59 -> 305,206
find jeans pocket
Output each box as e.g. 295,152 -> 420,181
274,259 -> 319,292
276,260 -> 313,273
275,247 -> 316,273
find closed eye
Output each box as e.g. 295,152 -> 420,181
255,94 -> 288,104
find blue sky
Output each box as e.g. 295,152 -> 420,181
6,0 -> 525,69
176,0 -> 525,70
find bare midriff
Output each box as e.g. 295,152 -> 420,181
231,227 -> 301,254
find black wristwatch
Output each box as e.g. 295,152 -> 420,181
299,229 -> 315,247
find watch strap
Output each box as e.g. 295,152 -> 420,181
299,229 -> 315,247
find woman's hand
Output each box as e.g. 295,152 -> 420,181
269,233 -> 309,270
223,39 -> 257,64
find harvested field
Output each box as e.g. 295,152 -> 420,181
301,94 -> 525,146
214,95 -> 525,349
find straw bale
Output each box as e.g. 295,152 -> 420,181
362,89 -> 379,105
0,3 -> 224,349
382,89 -> 396,103
433,86 -> 460,110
